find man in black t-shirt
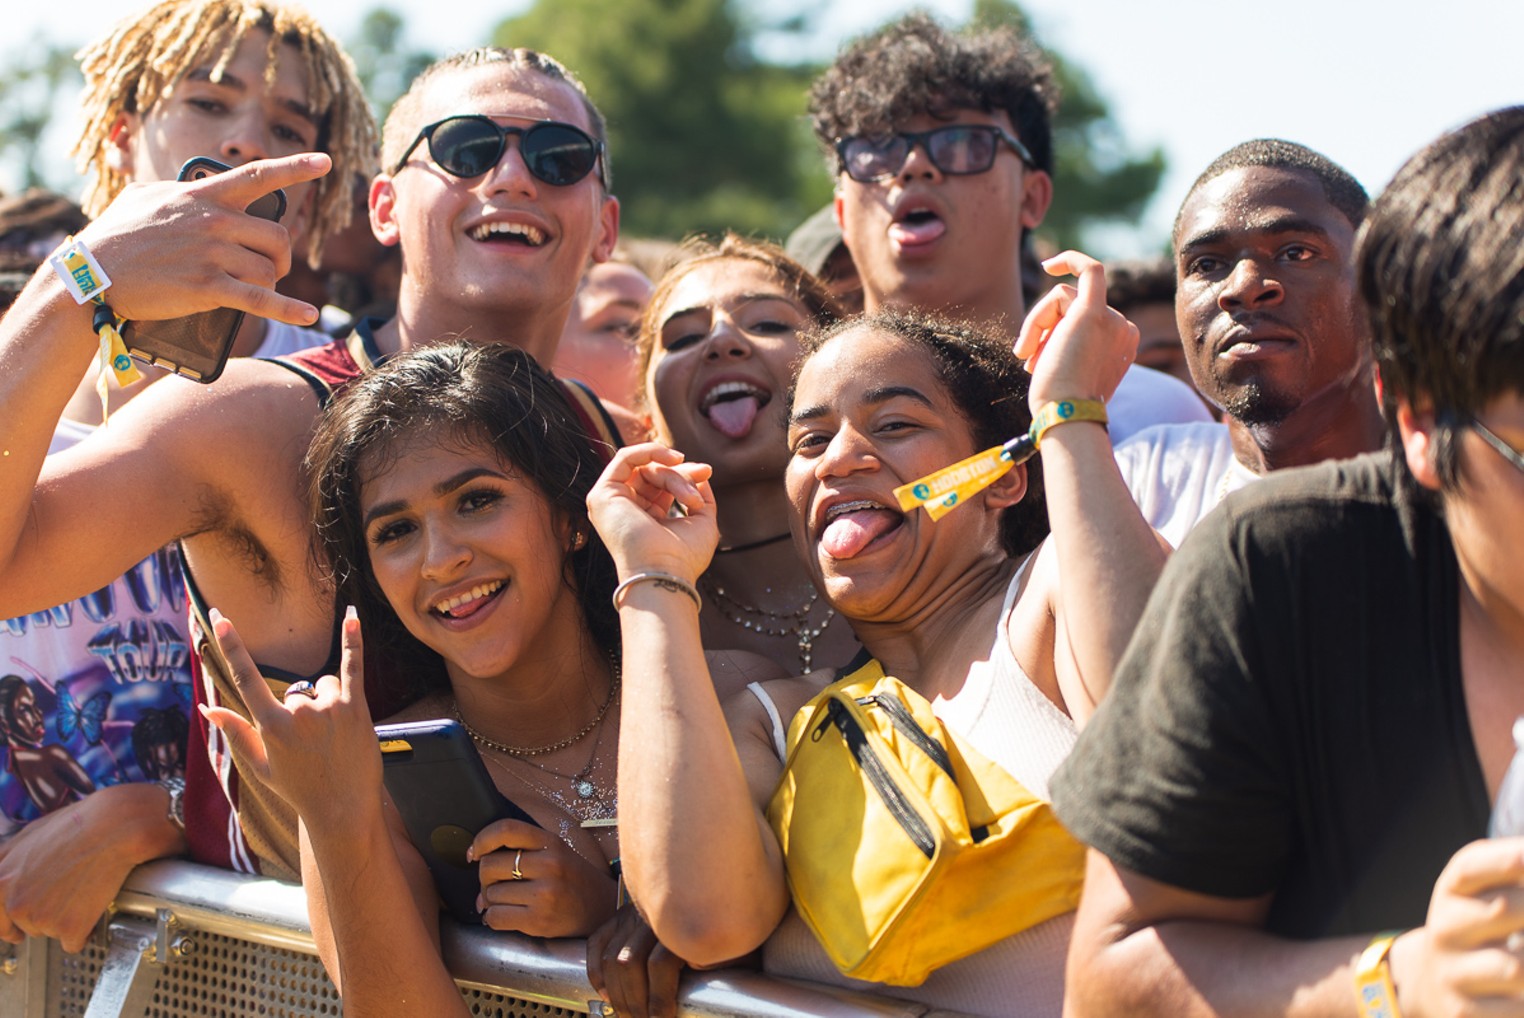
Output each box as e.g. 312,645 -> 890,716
1053,107 -> 1524,1017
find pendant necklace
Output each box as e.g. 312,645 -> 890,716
699,575 -> 835,672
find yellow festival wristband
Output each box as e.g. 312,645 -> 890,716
893,399 -> 1107,521
48,236 -> 142,420
1354,930 -> 1404,1018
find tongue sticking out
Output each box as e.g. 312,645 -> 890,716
706,395 -> 761,439
888,215 -> 946,248
821,509 -> 900,560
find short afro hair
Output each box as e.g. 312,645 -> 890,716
809,12 -> 1058,175
1174,139 -> 1368,243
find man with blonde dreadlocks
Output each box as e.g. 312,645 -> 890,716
0,0 -> 374,953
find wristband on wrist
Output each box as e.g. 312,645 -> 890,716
48,235 -> 112,305
1028,398 -> 1108,448
48,235 -> 142,417
612,572 -> 702,612
1354,930 -> 1404,1018
891,397 -> 1108,522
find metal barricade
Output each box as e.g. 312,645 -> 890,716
0,860 -> 966,1017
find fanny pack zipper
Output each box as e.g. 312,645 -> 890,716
819,697 -> 937,859
860,691 -> 955,780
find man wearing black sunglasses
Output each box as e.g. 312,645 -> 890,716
0,39 -> 625,937
808,13 -> 1211,443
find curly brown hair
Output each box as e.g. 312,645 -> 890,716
72,0 -> 378,268
808,12 -> 1058,175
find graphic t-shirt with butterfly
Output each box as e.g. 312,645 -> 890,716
0,427 -> 195,835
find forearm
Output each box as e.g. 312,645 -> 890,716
0,267 -> 107,564
1040,421 -> 1167,714
616,588 -> 787,964
1068,919 -> 1369,1018
300,808 -> 464,1017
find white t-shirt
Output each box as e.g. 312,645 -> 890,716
1107,363 -> 1214,445
1114,421 -> 1259,549
251,320 -> 327,359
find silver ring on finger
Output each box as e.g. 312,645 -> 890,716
512,848 -> 524,880
283,680 -> 318,700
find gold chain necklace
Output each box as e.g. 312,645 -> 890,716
699,576 -> 835,672
454,670 -> 620,758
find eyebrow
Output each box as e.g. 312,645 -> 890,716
788,384 -> 936,426
1178,215 -> 1335,255
660,293 -> 799,329
362,467 -> 507,530
185,67 -> 319,125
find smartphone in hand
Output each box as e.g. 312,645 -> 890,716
120,157 -> 289,383
376,718 -> 539,924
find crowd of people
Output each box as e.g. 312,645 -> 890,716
0,2 -> 1521,1017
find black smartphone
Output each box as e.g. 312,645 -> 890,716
376,718 -> 539,924
120,157 -> 289,383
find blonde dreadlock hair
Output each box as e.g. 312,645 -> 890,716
72,0 -> 378,267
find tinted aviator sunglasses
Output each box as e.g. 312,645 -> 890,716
836,124 -> 1035,183
393,115 -> 606,187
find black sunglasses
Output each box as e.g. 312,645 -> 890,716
393,115 -> 605,188
835,124 -> 1035,183
1473,419 -> 1524,475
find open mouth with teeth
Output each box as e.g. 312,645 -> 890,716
819,499 -> 905,561
699,381 -> 772,439
889,206 -> 946,248
432,580 -> 505,620
468,222 -> 547,247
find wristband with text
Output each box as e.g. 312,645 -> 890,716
893,398 -> 1108,521
1353,930 -> 1404,1018
48,236 -> 142,418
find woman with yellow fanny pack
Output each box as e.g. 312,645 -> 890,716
588,252 -> 1168,1017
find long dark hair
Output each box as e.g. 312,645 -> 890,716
305,341 -> 620,700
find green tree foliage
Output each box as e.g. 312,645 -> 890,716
972,0 -> 1166,252
493,0 -> 831,239
0,39 -> 80,194
346,8 -> 436,123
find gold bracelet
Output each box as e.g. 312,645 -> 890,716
611,571 -> 701,612
1353,930 -> 1404,1018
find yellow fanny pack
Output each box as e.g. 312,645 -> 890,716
765,657 -> 1084,986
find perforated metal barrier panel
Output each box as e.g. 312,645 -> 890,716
0,861 -> 961,1018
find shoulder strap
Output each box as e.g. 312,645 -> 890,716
746,681 -> 789,761
558,377 -> 622,463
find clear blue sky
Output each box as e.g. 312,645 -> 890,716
6,0 -> 1522,257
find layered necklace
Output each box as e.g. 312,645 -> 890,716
700,574 -> 835,672
461,675 -> 621,855
453,670 -> 620,759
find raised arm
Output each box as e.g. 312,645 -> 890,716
1067,840 -> 1524,1018
587,443 -> 791,966
0,155 -> 327,616
1015,252 -> 1170,722
203,610 -> 465,1017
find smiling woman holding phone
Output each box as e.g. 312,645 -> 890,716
200,341 -> 765,1016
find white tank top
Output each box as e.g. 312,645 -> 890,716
747,553 -> 1077,1017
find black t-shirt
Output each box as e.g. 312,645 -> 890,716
1051,451 -> 1490,938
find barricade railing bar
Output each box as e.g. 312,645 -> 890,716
0,860 -> 968,1018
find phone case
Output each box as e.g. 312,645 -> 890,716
376,718 -> 538,924
121,157 -> 288,383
